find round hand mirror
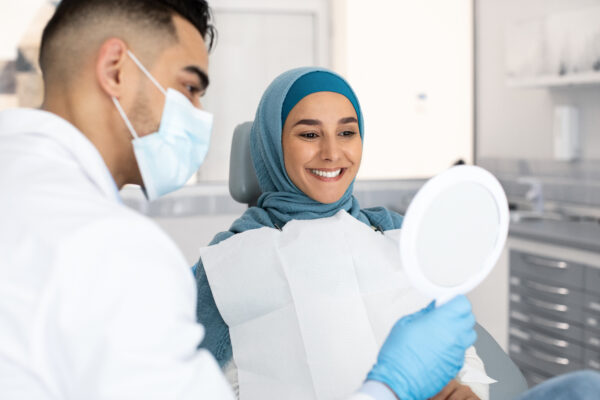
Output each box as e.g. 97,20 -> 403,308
400,166 -> 509,304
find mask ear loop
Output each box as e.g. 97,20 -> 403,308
112,49 -> 168,140
126,50 -> 167,96
112,96 -> 139,139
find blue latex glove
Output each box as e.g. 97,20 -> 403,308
367,295 -> 477,400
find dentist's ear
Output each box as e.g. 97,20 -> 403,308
95,38 -> 129,98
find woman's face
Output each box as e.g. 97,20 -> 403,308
282,91 -> 362,204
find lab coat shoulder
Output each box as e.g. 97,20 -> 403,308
45,211 -> 234,399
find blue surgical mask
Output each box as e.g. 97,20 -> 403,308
112,50 -> 213,201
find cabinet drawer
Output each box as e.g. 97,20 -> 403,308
585,266 -> 600,295
509,322 -> 584,359
509,338 -> 583,376
510,305 -> 584,342
510,250 -> 585,289
510,291 -> 584,324
511,273 -> 585,307
585,350 -> 600,371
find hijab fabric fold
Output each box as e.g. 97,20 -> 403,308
211,67 -> 402,245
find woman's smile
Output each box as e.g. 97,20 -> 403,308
308,167 -> 346,180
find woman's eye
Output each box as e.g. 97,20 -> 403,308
300,132 -> 318,139
340,130 -> 357,137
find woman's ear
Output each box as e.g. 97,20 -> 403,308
95,38 -> 128,98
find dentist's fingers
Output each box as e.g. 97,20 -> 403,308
457,328 -> 477,349
438,295 -> 473,318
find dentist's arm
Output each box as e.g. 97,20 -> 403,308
351,295 -> 477,400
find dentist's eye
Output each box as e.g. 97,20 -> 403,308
185,84 -> 201,96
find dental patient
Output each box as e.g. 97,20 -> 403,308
194,67 -> 491,400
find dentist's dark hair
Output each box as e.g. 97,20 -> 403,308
39,0 -> 216,80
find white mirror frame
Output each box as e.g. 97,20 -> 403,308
400,165 -> 509,304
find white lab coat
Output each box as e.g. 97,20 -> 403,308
0,109 -> 234,399
0,109 -> 380,400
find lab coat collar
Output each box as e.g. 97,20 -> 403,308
0,108 -> 122,203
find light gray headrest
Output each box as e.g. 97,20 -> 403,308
229,122 -> 261,206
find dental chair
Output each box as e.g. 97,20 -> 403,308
228,122 -> 529,400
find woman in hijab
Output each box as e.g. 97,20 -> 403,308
194,67 -> 490,400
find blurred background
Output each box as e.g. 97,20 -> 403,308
2,0 -> 600,388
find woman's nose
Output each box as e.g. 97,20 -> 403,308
320,136 -> 341,161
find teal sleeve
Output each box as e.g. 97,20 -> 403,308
194,258 -> 233,367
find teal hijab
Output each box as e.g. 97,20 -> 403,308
211,67 -> 403,245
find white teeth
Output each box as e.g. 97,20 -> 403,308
310,169 -> 342,178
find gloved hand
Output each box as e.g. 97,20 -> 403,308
367,295 -> 477,400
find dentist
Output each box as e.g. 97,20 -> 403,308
0,1 -> 475,399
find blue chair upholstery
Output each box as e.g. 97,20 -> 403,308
228,121 -> 528,399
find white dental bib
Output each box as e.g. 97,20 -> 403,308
200,210 -> 487,400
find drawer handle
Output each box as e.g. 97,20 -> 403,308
509,343 -> 521,354
589,337 -> 600,347
510,310 -> 531,323
527,297 -> 568,312
531,332 -> 569,348
528,348 -> 570,366
590,360 -> 600,370
523,254 -> 568,270
589,301 -> 600,312
525,281 -> 569,296
532,315 -> 570,330
523,370 -> 548,385
509,327 -> 531,341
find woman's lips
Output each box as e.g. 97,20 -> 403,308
307,168 -> 346,182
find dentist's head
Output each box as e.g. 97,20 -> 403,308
39,0 -> 215,197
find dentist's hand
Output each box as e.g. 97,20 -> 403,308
366,295 -> 477,400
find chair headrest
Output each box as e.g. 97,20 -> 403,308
229,122 -> 261,206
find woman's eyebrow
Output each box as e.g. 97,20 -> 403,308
293,119 -> 321,127
339,117 -> 358,124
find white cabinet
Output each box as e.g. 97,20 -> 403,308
197,0 -> 329,182
505,3 -> 600,89
333,0 -> 474,179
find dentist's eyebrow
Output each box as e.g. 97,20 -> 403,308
293,118 -> 322,127
184,65 -> 209,90
339,117 -> 358,124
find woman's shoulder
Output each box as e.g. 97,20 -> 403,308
359,206 -> 404,231
210,206 -> 276,245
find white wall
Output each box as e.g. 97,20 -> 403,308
476,0 -> 600,160
0,0 -> 48,60
468,246 -> 509,350
336,0 -> 474,179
